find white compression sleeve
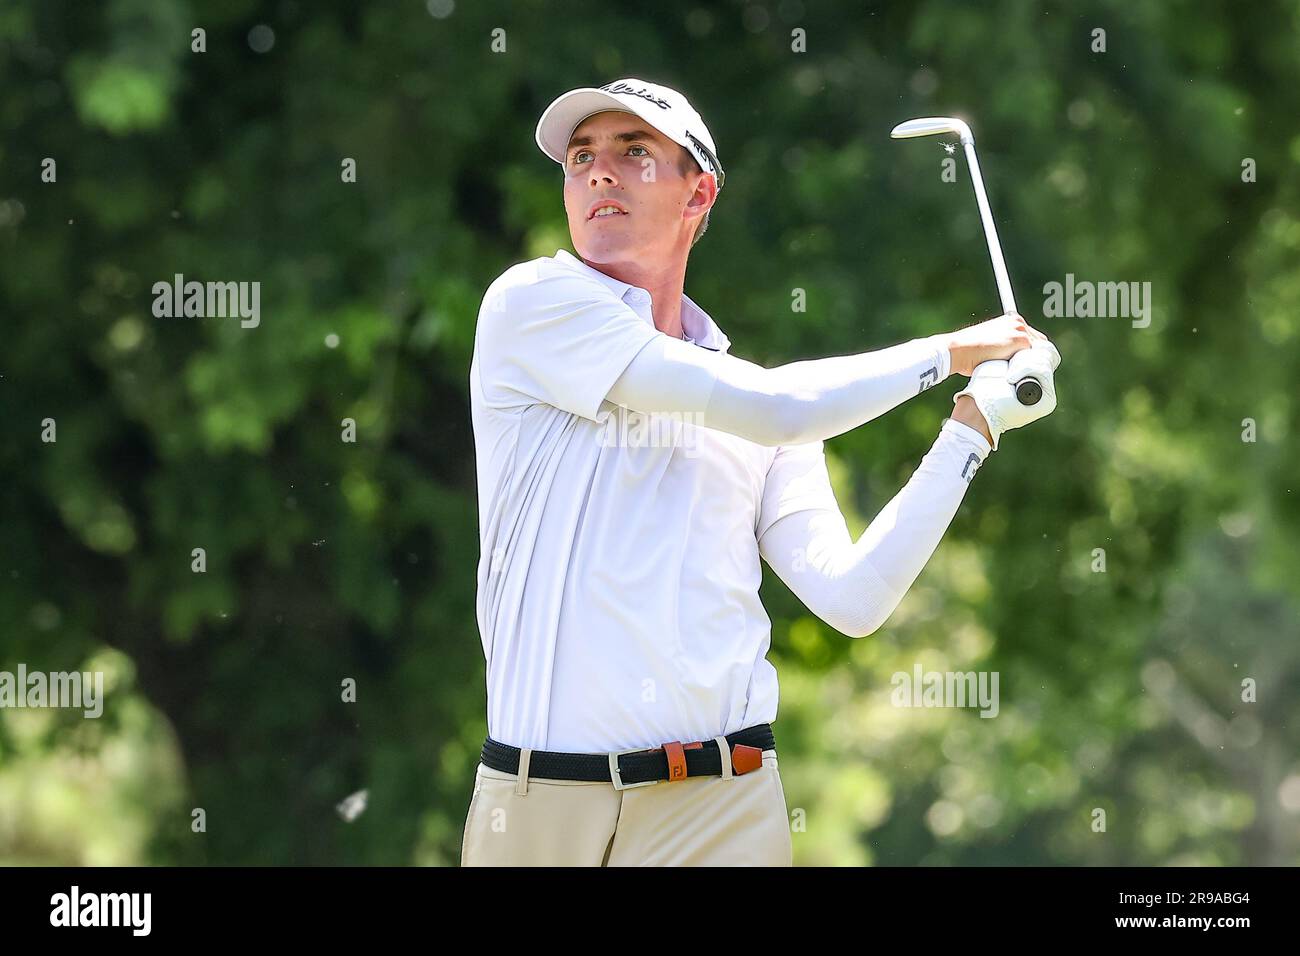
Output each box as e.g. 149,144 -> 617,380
606,332 -> 952,446
757,419 -> 992,638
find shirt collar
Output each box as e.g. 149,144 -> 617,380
553,248 -> 731,353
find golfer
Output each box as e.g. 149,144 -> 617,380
462,78 -> 1060,866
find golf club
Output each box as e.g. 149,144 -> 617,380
891,116 -> 1050,405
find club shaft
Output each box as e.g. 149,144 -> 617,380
962,141 -> 1017,317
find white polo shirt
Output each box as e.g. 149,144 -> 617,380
469,248 -> 840,753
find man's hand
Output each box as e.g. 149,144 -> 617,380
941,313 -> 1052,377
951,342 -> 1061,451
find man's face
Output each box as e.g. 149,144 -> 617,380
562,110 -> 713,265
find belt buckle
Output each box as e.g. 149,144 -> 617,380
608,748 -> 661,791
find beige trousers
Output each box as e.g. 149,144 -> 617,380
460,745 -> 792,866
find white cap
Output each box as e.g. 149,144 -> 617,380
534,78 -> 724,190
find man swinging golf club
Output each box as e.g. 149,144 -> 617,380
462,78 -> 1061,866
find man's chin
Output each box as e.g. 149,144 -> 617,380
572,236 -> 637,264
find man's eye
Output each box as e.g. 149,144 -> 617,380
571,145 -> 648,165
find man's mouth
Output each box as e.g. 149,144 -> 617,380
588,200 -> 629,220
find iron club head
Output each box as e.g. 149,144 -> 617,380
890,116 -> 974,146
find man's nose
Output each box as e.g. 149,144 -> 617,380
587,154 -> 619,187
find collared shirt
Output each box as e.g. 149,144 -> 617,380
470,248 -> 840,753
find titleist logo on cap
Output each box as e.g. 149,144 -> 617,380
599,81 -> 672,110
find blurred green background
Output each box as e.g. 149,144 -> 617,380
2,0 -> 1298,865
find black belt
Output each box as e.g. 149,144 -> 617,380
481,723 -> 776,790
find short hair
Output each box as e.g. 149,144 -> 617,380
677,145 -> 712,247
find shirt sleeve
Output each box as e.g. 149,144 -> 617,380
755,441 -> 841,542
607,332 -> 953,447
756,418 -> 992,638
474,265 -> 664,421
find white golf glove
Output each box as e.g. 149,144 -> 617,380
952,341 -> 1060,451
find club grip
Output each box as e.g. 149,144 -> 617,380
1014,377 -> 1043,405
